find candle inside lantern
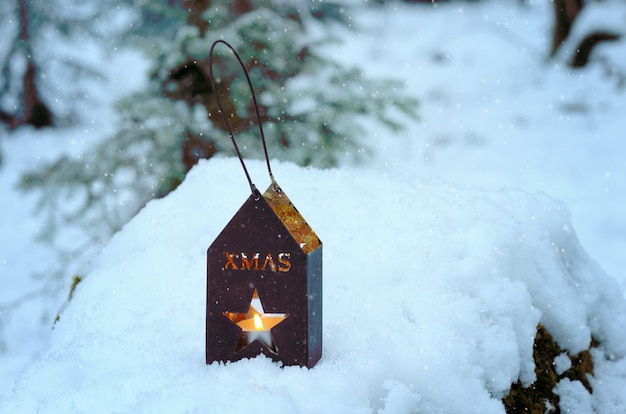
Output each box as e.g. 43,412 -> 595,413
228,289 -> 287,354
236,311 -> 285,331
253,313 -> 263,330
237,312 -> 273,347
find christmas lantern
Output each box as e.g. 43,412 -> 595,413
205,40 -> 322,368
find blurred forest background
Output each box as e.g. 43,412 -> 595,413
1,0 -> 625,380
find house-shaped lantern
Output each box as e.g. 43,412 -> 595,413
205,40 -> 322,368
206,184 -> 322,368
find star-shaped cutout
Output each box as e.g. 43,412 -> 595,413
223,289 -> 288,354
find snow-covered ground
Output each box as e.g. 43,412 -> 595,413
335,1 -> 626,287
3,157 -> 626,413
1,0 -> 626,411
0,47 -> 149,393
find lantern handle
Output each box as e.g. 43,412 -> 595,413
208,39 -> 276,197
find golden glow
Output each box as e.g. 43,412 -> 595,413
253,313 -> 264,330
226,289 -> 289,354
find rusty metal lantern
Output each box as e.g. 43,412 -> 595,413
205,40 -> 322,368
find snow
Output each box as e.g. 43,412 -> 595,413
335,1 -> 626,287
2,158 -> 626,412
0,47 -> 150,392
554,352 -> 572,376
2,0 -> 626,412
555,379 -> 593,414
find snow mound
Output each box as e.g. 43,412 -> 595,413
2,158 -> 626,413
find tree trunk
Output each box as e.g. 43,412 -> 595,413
0,0 -> 54,129
551,0 -> 585,56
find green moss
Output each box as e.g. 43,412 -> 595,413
53,275 -> 83,327
67,275 -> 83,301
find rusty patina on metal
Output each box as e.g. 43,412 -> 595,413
263,183 -> 321,255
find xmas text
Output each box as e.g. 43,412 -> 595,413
223,252 -> 292,273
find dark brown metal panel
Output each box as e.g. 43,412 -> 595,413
206,188 -> 322,368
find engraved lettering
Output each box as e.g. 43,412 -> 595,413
241,253 -> 260,270
222,252 -> 291,273
278,252 -> 291,272
224,252 -> 238,270
262,253 -> 277,272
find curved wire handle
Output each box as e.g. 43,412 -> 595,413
208,39 -> 276,197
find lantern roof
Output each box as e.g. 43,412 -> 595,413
262,183 -> 321,254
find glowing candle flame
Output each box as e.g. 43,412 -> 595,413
253,313 -> 264,330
